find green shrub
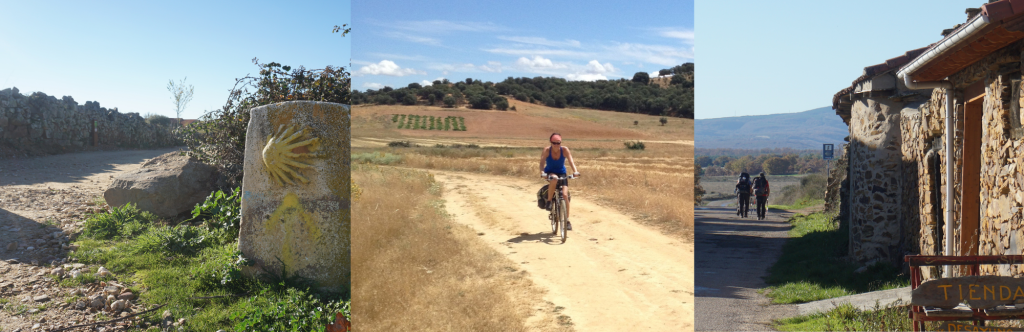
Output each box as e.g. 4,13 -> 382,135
189,188 -> 242,242
444,117 -> 451,131
624,141 -> 646,150
82,203 -> 157,240
428,116 -> 435,130
391,114 -> 399,122
352,152 -> 404,165
133,225 -> 215,256
443,95 -> 456,107
387,141 -> 412,147
191,246 -> 251,293
230,288 -> 348,332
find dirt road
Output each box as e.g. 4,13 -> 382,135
694,206 -> 796,331
434,171 -> 693,332
0,148 -> 179,330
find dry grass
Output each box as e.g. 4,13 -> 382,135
351,165 -> 573,332
353,146 -> 694,241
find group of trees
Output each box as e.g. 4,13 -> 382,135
352,62 -> 694,118
697,152 -> 828,176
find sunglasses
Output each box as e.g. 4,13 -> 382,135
551,141 -> 561,144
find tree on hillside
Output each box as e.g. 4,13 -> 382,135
762,157 -> 791,175
659,69 -> 672,77
671,75 -> 686,85
167,77 -> 194,128
660,117 -> 668,126
496,99 -> 509,110
443,95 -> 456,108
696,156 -> 713,168
632,72 -> 650,85
408,82 -> 422,89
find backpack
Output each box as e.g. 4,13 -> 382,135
736,179 -> 751,194
536,186 -> 549,209
753,177 -> 767,196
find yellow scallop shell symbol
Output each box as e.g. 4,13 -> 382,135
262,124 -> 321,186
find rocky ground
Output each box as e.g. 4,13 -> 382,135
0,148 -> 183,331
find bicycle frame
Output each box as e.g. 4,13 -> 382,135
545,175 -> 573,243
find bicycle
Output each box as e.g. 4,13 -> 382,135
544,174 -> 574,243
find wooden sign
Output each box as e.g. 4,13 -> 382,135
937,321 -> 1024,331
914,276 -> 1024,309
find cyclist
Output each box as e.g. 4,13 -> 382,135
735,172 -> 752,218
540,133 -> 580,230
753,172 -> 770,220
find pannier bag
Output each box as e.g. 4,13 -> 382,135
536,186 -> 549,209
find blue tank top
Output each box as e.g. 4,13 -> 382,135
544,147 -> 567,174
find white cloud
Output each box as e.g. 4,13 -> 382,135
484,48 -> 592,58
382,31 -> 442,46
428,61 -> 502,73
566,60 -> 616,81
497,36 -> 581,48
389,20 -> 508,33
512,57 -> 617,81
421,80 -> 433,86
362,82 -> 385,90
515,56 -> 566,70
655,28 -> 695,43
605,43 -> 692,67
354,60 -> 426,77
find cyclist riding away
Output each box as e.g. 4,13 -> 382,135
540,133 -> 580,230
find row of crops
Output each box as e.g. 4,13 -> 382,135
392,114 -> 467,131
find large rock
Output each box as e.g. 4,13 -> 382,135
104,152 -> 218,218
238,101 -> 350,292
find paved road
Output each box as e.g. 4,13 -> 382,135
695,206 -> 797,331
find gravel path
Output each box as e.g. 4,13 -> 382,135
694,206 -> 797,331
0,148 -> 180,331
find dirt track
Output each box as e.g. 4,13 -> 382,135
434,171 -> 694,331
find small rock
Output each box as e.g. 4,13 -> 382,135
110,299 -> 126,311
27,308 -> 39,314
33,294 -> 50,302
50,267 -> 64,276
106,294 -> 115,306
117,292 -> 134,301
31,324 -> 40,330
6,259 -> 19,264
96,266 -> 112,277
120,311 -> 129,317
88,295 -> 104,308
71,288 -> 84,296
5,242 -> 15,251
103,286 -> 119,296
26,246 -> 34,251
71,270 -> 82,278
71,263 -> 84,269
38,317 -> 46,323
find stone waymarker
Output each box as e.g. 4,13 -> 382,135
238,101 -> 350,292
913,276 -> 1024,309
938,322 -> 1024,332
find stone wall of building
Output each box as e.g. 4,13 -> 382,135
977,73 -> 1024,277
847,97 -> 906,264
0,87 -> 177,158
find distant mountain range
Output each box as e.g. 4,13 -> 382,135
695,106 -> 848,150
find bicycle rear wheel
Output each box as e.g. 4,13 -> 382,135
550,204 -> 558,235
558,197 -> 567,243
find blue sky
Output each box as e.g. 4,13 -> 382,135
696,0 -> 972,119
352,0 -> 694,91
0,0 -> 350,120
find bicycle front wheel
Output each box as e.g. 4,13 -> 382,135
550,206 -> 558,235
558,198 -> 567,243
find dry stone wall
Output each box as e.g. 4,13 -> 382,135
0,87 -> 177,158
847,97 -> 906,264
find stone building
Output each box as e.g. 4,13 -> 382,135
833,0 -> 1024,278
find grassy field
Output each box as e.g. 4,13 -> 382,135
762,212 -> 907,304
351,165 -> 571,332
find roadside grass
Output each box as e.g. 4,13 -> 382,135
767,198 -> 824,211
774,301 -> 915,331
67,192 -> 349,331
352,165 -> 572,331
762,212 -> 907,304
352,145 -> 694,240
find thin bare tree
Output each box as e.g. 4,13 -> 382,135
167,77 -> 194,128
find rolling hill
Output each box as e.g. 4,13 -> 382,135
695,106 -> 848,150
